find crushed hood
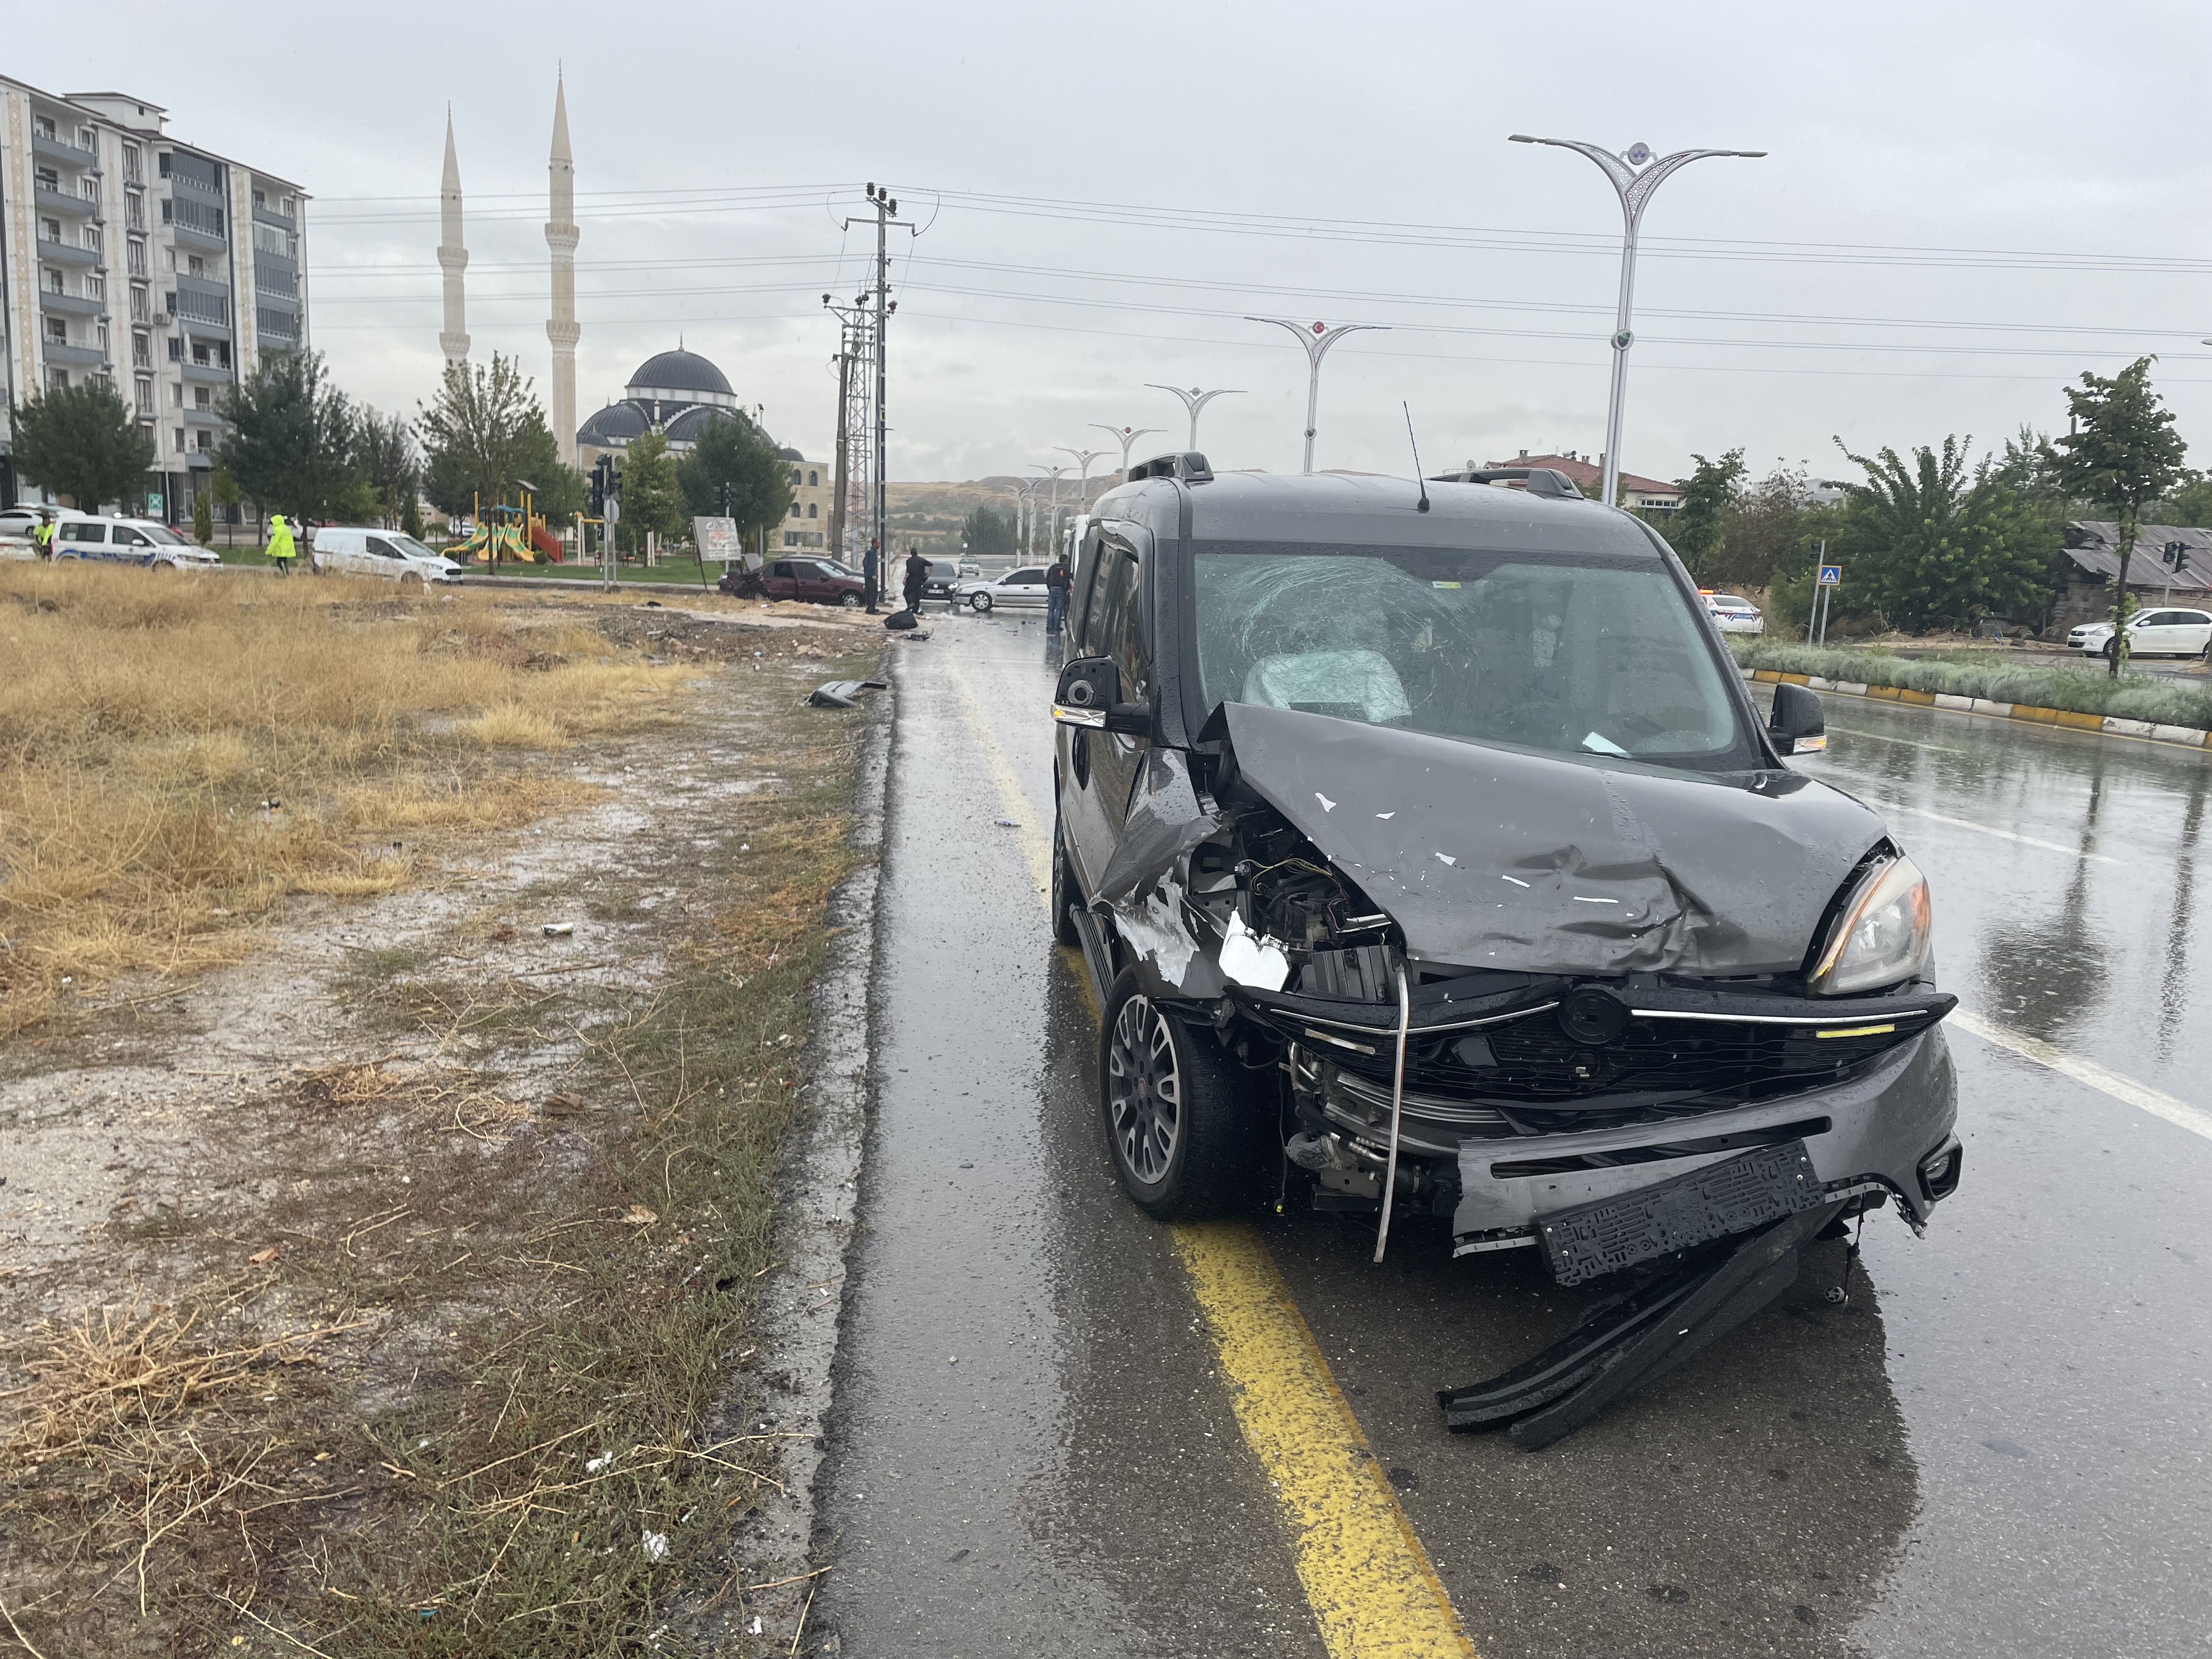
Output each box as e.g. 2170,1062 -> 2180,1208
1221,703 -> 1886,977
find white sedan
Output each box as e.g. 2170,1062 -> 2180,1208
959,565 -> 1051,612
2068,607 -> 2212,659
1703,592 -> 1765,635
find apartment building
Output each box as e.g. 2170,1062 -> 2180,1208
0,77 -> 308,521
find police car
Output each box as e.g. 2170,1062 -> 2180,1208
50,516 -> 222,571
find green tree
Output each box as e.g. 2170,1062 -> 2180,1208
614,430 -> 686,555
2047,357 -> 2188,674
676,413 -> 792,542
216,351 -> 364,523
419,354 -> 551,517
191,489 -> 213,545
401,493 -> 425,540
8,381 -> 156,512
1830,436 -> 2051,632
354,406 -> 420,528
2151,470 -> 2212,531
1667,449 -> 1746,583
960,504 -> 1015,562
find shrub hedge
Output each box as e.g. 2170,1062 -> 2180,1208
1730,640 -> 2212,730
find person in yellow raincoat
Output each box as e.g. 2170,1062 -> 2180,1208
265,513 -> 297,575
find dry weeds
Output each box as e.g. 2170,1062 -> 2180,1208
0,566 -> 695,1035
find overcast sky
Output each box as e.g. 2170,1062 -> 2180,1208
21,1 -> 2212,486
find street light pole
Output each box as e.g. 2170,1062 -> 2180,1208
1056,447 -> 1111,522
1508,134 -> 1764,509
1091,422 -> 1166,481
1248,318 -> 1388,475
1029,464 -> 1067,560
1146,384 -> 1243,453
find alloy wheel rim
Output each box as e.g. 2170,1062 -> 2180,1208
1107,997 -> 1180,1184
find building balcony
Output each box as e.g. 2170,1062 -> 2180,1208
252,203 -> 296,228
183,405 -> 227,425
35,186 -> 97,218
169,221 -> 228,253
42,341 -> 109,368
180,358 -> 232,383
38,289 -> 104,318
32,131 -> 97,170
176,318 -> 233,342
37,238 -> 98,268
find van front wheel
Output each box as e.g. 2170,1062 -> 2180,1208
1098,970 -> 1257,1222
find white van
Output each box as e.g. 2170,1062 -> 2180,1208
311,527 -> 465,586
50,516 -> 221,571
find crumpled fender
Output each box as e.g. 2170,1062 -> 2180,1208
1218,702 -> 1886,977
1093,748 -> 1230,1000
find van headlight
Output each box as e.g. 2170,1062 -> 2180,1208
1808,854 -> 1932,996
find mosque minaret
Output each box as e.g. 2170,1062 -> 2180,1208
545,75 -> 582,466
436,108 -> 469,368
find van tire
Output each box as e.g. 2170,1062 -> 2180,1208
1098,968 -> 1257,1222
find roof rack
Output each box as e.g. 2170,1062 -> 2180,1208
1127,452 -> 1214,483
1428,466 -> 1584,500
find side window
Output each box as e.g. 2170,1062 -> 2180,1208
366,537 -> 400,559
114,528 -> 148,546
770,561 -> 794,578
65,523 -> 106,543
1096,551 -> 1148,698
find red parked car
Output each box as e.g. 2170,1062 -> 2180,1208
719,555 -> 865,607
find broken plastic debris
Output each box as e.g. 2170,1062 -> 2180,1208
641,1530 -> 669,1562
1315,792 -> 1338,812
1435,853 -> 1457,866
1376,811 -> 1395,820
585,1453 -> 612,1474
258,797 -> 283,811
1217,911 -> 1290,992
749,1617 -> 764,1636
1501,875 -> 1531,888
995,819 -> 1018,828
808,678 -> 888,709
542,922 -> 574,937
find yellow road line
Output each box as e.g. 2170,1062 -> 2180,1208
939,659 -> 1476,1659
942,654 -> 1052,901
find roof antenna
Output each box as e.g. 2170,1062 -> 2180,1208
1404,402 -> 1431,513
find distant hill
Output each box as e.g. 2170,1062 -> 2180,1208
879,476 -> 1117,558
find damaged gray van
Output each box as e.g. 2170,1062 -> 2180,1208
1051,455 -> 1961,1446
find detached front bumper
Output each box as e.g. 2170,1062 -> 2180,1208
1447,1024 -> 1958,1256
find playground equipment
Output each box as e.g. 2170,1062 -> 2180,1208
453,493 -> 565,565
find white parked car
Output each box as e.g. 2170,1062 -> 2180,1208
50,515 -> 221,570
959,565 -> 1051,612
2067,607 -> 2212,659
312,527 -> 465,586
1702,592 -> 1765,635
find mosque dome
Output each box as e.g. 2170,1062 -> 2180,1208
625,348 -> 735,406
576,399 -> 652,448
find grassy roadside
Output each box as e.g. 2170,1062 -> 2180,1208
1731,638 -> 2212,728
0,628 -> 879,1656
0,565 -> 692,1038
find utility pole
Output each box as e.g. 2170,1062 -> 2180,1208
1146,385 -> 1243,453
1091,422 -> 1166,481
823,302 -> 855,573
844,184 -> 913,571
1508,134 -> 1764,509
1248,318 -> 1388,474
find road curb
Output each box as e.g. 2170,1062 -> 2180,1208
1745,667 -> 2212,749
694,658 -> 891,1651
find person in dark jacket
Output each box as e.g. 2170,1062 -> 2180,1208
902,546 -> 930,613
1045,556 -> 1072,634
862,539 -> 882,613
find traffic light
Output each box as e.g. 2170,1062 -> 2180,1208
715,481 -> 731,517
586,462 -> 605,518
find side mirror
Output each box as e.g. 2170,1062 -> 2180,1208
1054,656 -> 1150,735
1054,657 -> 1119,729
1769,681 -> 1826,755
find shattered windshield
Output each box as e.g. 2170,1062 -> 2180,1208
1192,541 -> 1751,766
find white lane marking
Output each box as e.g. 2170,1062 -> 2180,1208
1866,799 -> 2125,866
1825,725 -> 1966,755
1950,1009 -> 2212,1143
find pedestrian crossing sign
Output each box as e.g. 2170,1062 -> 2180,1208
1818,565 -> 1842,586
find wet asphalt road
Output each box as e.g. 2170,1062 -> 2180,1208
813,606 -> 2212,1659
